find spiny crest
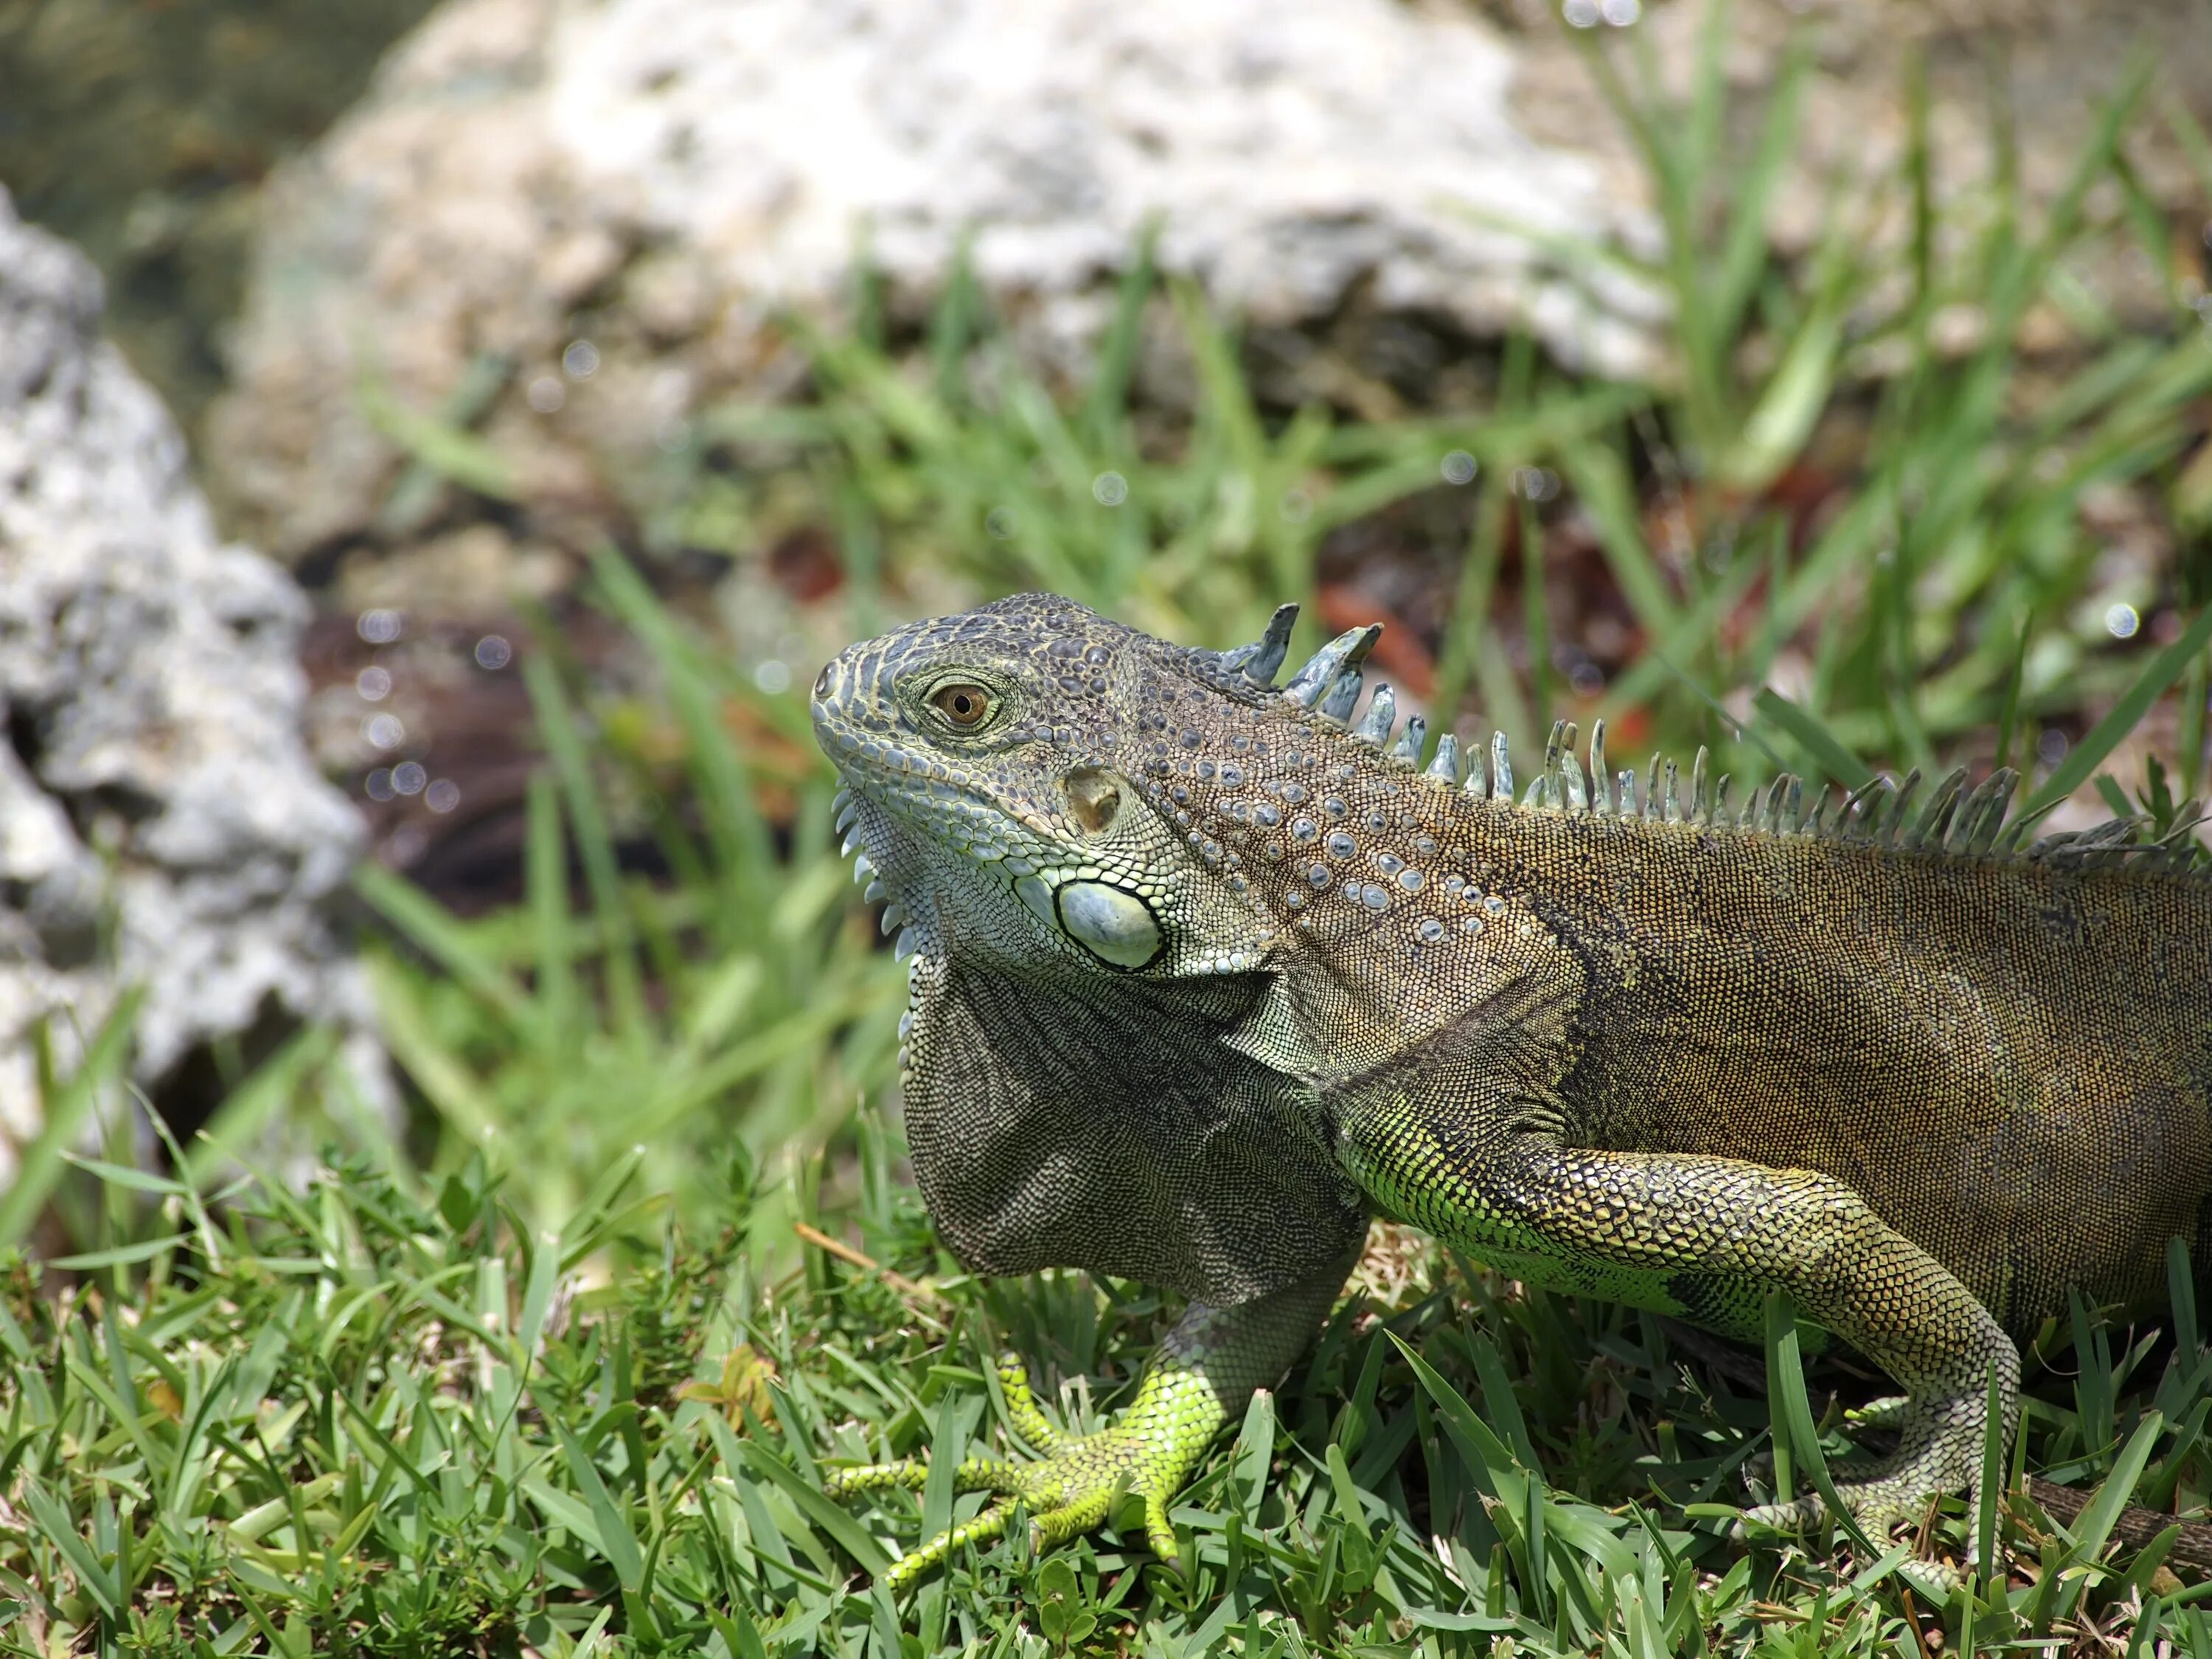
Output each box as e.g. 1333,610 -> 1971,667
1215,603 -> 2206,873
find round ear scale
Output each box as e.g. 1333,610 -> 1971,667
1056,881 -> 1163,970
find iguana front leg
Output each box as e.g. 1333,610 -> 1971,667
1340,1095 -> 2020,1534
827,1251 -> 1356,1589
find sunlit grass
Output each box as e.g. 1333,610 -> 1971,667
4,1142 -> 2212,1653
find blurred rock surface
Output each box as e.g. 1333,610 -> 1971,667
0,0 -> 442,437
204,0 -> 2212,630
0,190 -> 383,1160
204,0 -> 1658,602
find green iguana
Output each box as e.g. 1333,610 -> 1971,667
808,593 -> 2212,1588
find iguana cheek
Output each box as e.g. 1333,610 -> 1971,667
1055,880 -> 1163,969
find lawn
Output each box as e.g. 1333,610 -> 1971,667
8,21 -> 2212,1656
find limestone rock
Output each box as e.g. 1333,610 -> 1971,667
208,0 -> 2212,624
204,0 -> 1656,592
0,189 -> 382,1161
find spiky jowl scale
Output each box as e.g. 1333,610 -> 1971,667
810,594 -> 2212,1587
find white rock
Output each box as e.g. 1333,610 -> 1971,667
0,189 -> 384,1166
208,0 -> 1657,572
543,0 -> 1654,360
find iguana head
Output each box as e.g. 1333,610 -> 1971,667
813,592 -> 1536,1086
810,593 -> 1293,978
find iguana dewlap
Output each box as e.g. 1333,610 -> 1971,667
810,592 -> 2212,1587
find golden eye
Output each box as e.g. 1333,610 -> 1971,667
931,683 -> 993,728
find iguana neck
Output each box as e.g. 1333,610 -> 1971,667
1127,686 -> 1578,1076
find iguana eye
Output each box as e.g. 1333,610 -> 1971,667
931,683 -> 995,728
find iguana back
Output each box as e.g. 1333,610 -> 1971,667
1480,799 -> 2212,1334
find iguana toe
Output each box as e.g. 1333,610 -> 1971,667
886,1501 -> 1020,1591
1844,1394 -> 1911,1432
822,1458 -> 932,1499
825,1357 -> 1196,1589
832,1431 -> 1181,1587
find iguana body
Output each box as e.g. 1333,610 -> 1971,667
810,594 -> 2212,1586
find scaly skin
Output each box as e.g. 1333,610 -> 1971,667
1340,1089 -> 2019,1532
827,1262 -> 1351,1587
810,593 -> 2212,1585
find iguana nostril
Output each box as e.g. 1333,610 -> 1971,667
1066,768 -> 1121,835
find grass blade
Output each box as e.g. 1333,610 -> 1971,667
1752,689 -> 1876,790
0,992 -> 141,1248
1762,1291 -> 1876,1557
742,1442 -> 893,1576
2023,606 -> 2212,815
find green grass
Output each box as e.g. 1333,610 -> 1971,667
10,9 -> 2212,1652
5,1130 -> 2212,1653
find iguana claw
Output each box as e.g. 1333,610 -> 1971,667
824,1356 -> 1185,1590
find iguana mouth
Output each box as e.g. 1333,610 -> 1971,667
815,728 -> 1042,863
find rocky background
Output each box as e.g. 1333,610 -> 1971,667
199,0 -> 2212,623
0,191 -> 383,1164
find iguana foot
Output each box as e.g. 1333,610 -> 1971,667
824,1356 -> 1190,1590
1742,1385 -> 1993,1542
